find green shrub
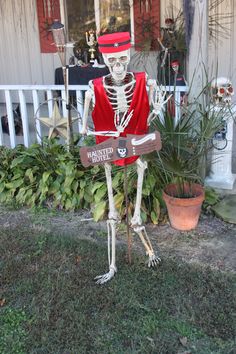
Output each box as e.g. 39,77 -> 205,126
0,138 -> 164,223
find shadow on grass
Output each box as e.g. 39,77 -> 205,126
0,228 -> 235,354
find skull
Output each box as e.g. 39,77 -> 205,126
117,147 -> 128,158
211,77 -> 234,104
171,60 -> 179,74
102,49 -> 130,82
116,139 -> 128,158
165,18 -> 175,31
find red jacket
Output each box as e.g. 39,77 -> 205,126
92,72 -> 150,166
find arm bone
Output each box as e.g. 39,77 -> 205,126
81,80 -> 94,135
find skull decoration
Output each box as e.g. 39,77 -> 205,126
116,139 -> 128,158
102,50 -> 130,81
211,77 -> 234,104
171,60 -> 179,74
165,18 -> 175,32
97,32 -> 131,82
117,147 -> 128,158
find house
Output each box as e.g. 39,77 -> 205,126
0,0 -> 235,86
0,0 -> 235,181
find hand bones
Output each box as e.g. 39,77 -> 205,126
81,79 -> 172,136
148,82 -> 172,125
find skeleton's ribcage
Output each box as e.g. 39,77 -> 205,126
104,79 -> 135,131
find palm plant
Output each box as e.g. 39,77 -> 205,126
149,87 -> 230,198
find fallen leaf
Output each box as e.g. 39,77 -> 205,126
146,336 -> 155,348
0,298 -> 6,307
75,256 -> 82,264
179,336 -> 188,347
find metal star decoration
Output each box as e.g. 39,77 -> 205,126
38,102 -> 77,139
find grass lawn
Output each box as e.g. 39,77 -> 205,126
0,225 -> 235,354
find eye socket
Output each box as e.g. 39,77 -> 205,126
108,57 -> 116,64
120,56 -> 128,62
107,56 -> 128,65
219,87 -> 225,94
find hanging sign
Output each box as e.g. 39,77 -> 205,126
80,131 -> 162,167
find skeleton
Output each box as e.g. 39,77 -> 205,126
205,77 -> 235,189
81,34 -> 168,284
211,77 -> 234,105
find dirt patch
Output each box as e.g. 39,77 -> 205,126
1,206 -> 235,273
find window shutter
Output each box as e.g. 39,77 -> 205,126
133,0 -> 160,51
36,0 -> 61,53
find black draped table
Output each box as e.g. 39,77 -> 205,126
55,65 -> 109,86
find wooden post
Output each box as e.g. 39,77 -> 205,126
124,165 -> 132,265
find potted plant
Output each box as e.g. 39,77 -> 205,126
162,181 -> 205,231
150,91 -> 228,230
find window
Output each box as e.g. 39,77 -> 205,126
36,0 -> 160,53
66,0 -> 95,42
66,0 -> 131,43
98,0 -> 131,34
65,0 -> 161,52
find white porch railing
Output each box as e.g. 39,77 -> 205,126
0,84 -> 188,148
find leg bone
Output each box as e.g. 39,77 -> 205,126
131,158 -> 147,227
95,219 -> 117,284
133,225 -> 161,267
95,163 -> 119,284
105,162 -> 119,221
131,158 -> 161,267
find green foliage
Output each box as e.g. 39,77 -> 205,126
0,128 -> 221,223
0,138 -> 164,223
0,307 -> 28,354
149,87 -> 231,198
142,170 -> 161,224
203,187 -> 220,212
204,187 -> 220,206
0,139 -> 106,214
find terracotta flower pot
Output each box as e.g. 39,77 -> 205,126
163,183 -> 205,231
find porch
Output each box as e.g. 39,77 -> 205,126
0,85 -> 87,148
0,84 -> 187,148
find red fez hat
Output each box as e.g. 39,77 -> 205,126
98,32 -> 131,53
171,60 -> 179,67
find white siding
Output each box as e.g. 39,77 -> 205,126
208,0 -> 236,86
0,0 -> 235,89
160,0 -> 182,27
0,0 -> 60,85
